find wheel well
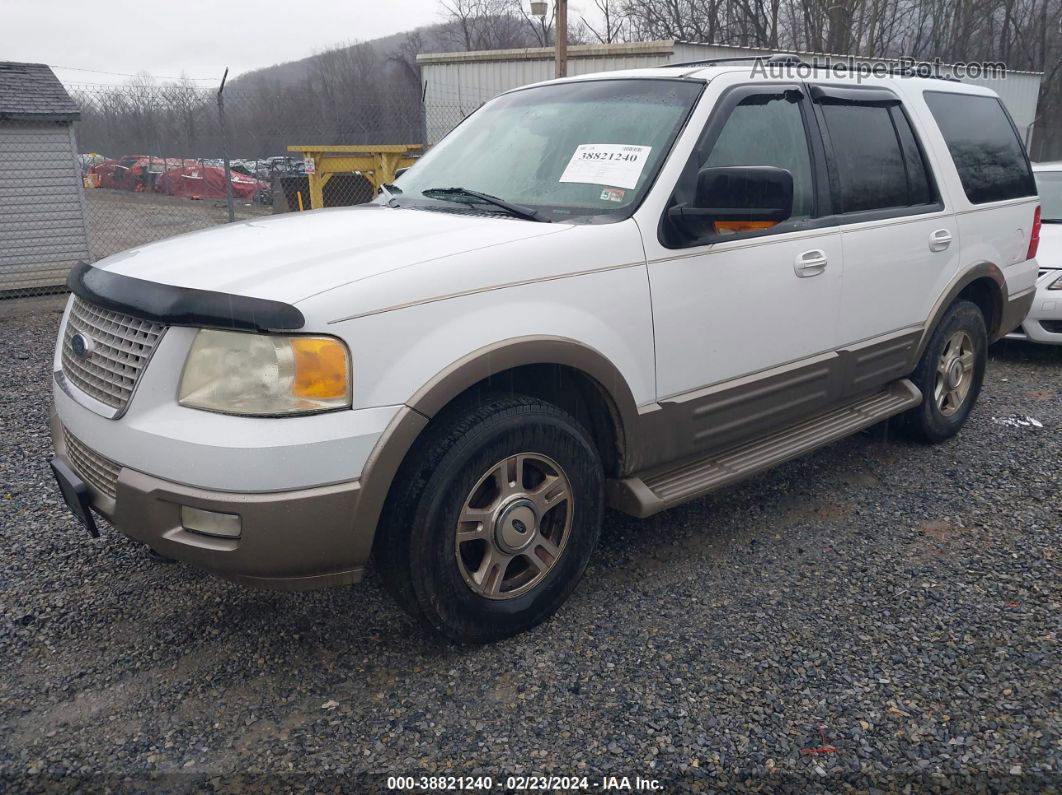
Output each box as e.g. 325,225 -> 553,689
441,364 -> 625,478
956,277 -> 1003,337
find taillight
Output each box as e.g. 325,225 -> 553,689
1027,205 -> 1041,260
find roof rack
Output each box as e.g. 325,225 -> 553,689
664,53 -> 802,69
663,53 -> 961,82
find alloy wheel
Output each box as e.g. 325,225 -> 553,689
455,453 -> 573,600
934,330 -> 975,417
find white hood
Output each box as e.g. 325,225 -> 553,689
96,204 -> 565,304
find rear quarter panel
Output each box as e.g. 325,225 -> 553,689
897,81 -> 1039,298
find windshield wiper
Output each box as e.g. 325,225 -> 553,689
379,183 -> 400,207
420,187 -> 548,222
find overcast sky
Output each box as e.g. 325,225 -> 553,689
2,0 -> 601,87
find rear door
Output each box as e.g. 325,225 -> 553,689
812,85 -> 958,387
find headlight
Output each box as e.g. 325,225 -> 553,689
1049,272 -> 1062,290
179,329 -> 351,416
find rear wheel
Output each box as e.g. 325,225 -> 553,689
901,300 -> 987,443
375,394 -> 603,643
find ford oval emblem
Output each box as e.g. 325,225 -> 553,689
70,333 -> 94,359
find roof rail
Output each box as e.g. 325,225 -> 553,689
664,53 -> 802,69
663,53 -> 962,82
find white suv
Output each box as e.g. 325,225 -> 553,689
49,58 -> 1040,642
1006,162 -> 1062,344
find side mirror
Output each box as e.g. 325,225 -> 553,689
669,166 -> 793,238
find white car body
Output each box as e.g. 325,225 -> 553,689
50,63 -> 1040,593
1006,162 -> 1062,345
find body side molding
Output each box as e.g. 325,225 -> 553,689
631,328 -> 922,471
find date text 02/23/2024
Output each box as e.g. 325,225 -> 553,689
385,775 -> 664,791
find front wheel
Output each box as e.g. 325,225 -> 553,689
375,395 -> 604,643
900,299 -> 987,443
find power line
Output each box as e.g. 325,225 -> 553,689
48,64 -> 221,82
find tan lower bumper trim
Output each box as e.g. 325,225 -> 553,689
110,468 -> 367,589
51,409 -> 372,591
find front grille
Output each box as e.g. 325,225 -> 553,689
61,297 -> 166,413
1041,320 -> 1062,334
63,427 -> 121,499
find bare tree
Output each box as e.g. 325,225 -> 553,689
581,0 -> 626,42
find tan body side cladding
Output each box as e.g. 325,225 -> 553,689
607,378 -> 921,517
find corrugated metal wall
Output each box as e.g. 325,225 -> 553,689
421,42 -> 677,142
421,41 -> 1041,147
0,121 -> 89,291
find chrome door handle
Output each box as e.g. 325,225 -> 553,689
794,249 -> 828,277
929,229 -> 953,252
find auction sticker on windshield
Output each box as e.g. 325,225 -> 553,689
559,144 -> 651,190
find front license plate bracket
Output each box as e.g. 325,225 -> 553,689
48,456 -> 99,538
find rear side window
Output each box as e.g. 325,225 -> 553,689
820,103 -> 908,211
893,111 -> 933,206
924,92 -> 1036,204
817,100 -> 936,213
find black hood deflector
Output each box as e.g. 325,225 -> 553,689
67,262 -> 305,332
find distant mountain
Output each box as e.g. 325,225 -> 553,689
226,22 -> 465,94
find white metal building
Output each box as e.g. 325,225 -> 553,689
0,62 -> 89,292
418,40 -> 1042,145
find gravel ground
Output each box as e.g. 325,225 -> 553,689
1,306 -> 1059,793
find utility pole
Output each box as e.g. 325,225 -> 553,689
216,67 -> 236,223
555,0 -> 567,78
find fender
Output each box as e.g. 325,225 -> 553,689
913,262 -> 1006,363
350,336 -> 642,554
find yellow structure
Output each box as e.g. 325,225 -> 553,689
286,145 -> 422,210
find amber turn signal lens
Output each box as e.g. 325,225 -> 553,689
713,220 -> 778,233
291,337 -> 350,399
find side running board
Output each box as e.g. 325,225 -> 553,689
607,379 -> 922,518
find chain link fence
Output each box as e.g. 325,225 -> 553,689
0,80 -> 489,298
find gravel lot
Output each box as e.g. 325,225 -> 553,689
1,304 -> 1059,792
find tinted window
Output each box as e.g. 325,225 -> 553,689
700,93 -> 815,219
892,108 -> 933,205
924,92 -> 1036,204
820,103 -> 908,212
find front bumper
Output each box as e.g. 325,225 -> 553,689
51,413 -> 368,590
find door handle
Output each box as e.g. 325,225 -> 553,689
929,229 -> 953,252
794,249 -> 828,277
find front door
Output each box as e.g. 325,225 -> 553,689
643,83 -> 844,456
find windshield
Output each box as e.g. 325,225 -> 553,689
1035,170 -> 1062,222
390,79 -> 703,223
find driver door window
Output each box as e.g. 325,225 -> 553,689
702,94 -> 816,220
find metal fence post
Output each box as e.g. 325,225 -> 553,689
216,68 -> 236,223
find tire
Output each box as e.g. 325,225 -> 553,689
375,394 -> 604,643
900,299 -> 988,443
